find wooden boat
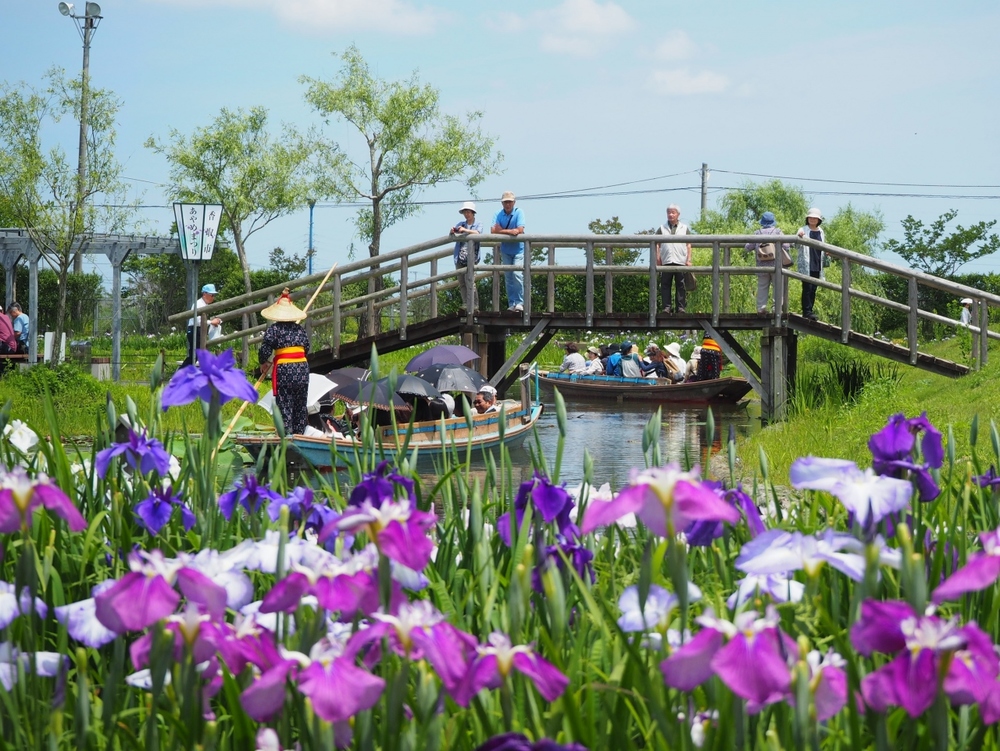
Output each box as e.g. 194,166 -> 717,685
234,393 -> 543,469
537,371 -> 752,404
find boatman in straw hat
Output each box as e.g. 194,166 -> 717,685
258,289 -> 311,435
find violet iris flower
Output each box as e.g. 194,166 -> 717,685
535,537 -> 594,589
0,581 -> 47,628
0,465 -> 87,533
617,583 -> 701,635
134,486 -> 195,536
0,642 -> 66,692
975,466 -> 1000,488
475,734 -> 589,751
851,599 -> 1000,717
95,428 -> 172,478
581,463 -> 740,538
498,473 -> 577,547
55,581 -> 118,649
94,549 -> 228,633
932,526 -> 1000,603
735,528 -> 870,581
267,486 -> 336,531
218,473 -> 284,522
727,574 -> 804,609
685,484 -> 766,545
455,632 -> 569,707
348,460 -> 415,509
868,412 -> 943,501
161,348 -> 259,409
790,457 -> 913,528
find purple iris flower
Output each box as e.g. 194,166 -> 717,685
161,348 -> 259,409
94,549 -> 228,633
0,466 -> 87,533
95,428 -> 172,478
134,486 -> 195,536
498,473 -> 577,547
268,487 -> 337,536
685,484 -> 766,546
932,526 -> 1000,603
790,457 -> 913,528
474,734 -> 589,751
537,537 -> 594,588
455,632 -> 569,707
327,496 -> 436,573
348,460 -> 415,509
727,574 -> 804,609
793,650 -> 848,722
851,598 -> 1000,717
736,528 -> 872,581
581,463 -> 740,538
218,473 -> 284,522
868,412 -> 943,501
975,466 -> 1000,488
0,581 -> 48,628
55,581 -> 118,649
617,583 -> 701,636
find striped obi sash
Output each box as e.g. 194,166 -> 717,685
271,346 -> 307,395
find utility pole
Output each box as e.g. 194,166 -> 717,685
307,198 -> 316,275
700,162 -> 709,222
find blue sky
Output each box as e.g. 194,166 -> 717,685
3,0 -> 999,285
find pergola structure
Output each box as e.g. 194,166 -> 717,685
0,229 -> 181,380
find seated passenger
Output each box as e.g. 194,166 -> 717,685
686,346 -> 702,380
640,344 -> 669,379
583,345 -> 604,375
606,342 -> 626,377
559,342 -> 588,374
696,337 -> 723,381
473,385 -> 499,413
620,342 -> 643,378
664,342 -> 687,380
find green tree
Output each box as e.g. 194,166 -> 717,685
268,246 -> 307,278
302,46 -> 502,331
0,69 -> 136,348
883,209 -> 1000,278
146,106 -> 322,303
824,203 -> 884,257
698,179 -> 809,234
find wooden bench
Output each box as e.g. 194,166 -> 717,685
0,353 -> 29,374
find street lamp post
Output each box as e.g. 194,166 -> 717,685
58,2 -> 103,275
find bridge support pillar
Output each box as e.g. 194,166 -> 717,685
481,332 -> 507,395
760,327 -> 797,424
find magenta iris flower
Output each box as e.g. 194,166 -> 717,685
327,497 -> 436,573
581,464 -> 740,537
455,632 -> 569,707
851,599 -> 1000,717
932,526 -> 1000,603
0,466 -> 87,533
94,550 -> 228,633
868,412 -> 943,501
685,484 -> 765,545
218,473 -> 284,522
161,348 -> 259,409
790,457 -> 913,528
95,428 -> 172,478
475,734 -> 589,751
498,473 -> 577,547
134,486 -> 195,536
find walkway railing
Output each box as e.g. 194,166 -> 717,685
168,234 -> 999,370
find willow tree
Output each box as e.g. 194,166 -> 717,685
0,69 -> 135,348
146,106 -> 323,302
302,46 -> 502,331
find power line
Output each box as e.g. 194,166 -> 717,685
713,168 -> 1000,190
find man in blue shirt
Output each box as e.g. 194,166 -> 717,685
491,191 -> 525,312
9,302 -> 28,354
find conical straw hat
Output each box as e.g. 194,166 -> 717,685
261,288 -> 306,322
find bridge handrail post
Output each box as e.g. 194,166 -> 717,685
907,276 -> 919,365
840,260 -> 852,343
979,301 -> 989,367
604,244 -> 613,314
772,251 -> 785,327
585,241 -> 594,328
399,254 -> 408,341
464,254 -> 476,326
648,239 -> 658,326
546,244 -> 556,313
429,258 -> 438,319
491,244 -> 501,312
332,274 -> 342,357
723,245 -> 731,312
711,241 -> 720,327
523,241 -> 532,322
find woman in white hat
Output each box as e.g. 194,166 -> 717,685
258,289 -> 310,435
450,202 -> 482,312
960,298 -> 973,326
796,208 -> 826,320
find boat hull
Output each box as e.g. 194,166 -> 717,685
537,373 -> 752,403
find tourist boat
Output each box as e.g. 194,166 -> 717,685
536,371 -> 752,404
233,383 -> 543,469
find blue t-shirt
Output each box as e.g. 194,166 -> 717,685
12,313 -> 28,343
492,207 -> 525,256
452,220 -> 483,264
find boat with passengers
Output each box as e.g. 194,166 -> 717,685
536,370 -> 751,404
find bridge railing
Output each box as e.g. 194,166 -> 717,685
169,233 -> 999,369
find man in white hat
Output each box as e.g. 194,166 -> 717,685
655,205 -> 692,314
450,201 -> 482,311
960,298 -> 973,326
473,384 -> 499,413
183,283 -> 223,367
491,191 -> 525,312
258,289 -> 310,435
796,208 -> 826,320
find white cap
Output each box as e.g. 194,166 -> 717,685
961,298 -> 973,305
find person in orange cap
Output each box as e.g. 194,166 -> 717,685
258,288 -> 310,435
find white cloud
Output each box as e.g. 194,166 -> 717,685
144,0 -> 444,35
534,0 -> 637,57
651,30 -> 699,62
648,68 -> 729,96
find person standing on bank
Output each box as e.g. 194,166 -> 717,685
492,191 -> 525,312
960,298 -> 973,326
183,284 -> 223,367
655,205 -> 692,314
8,303 -> 28,355
796,207 -> 826,321
258,289 -> 311,435
450,201 -> 482,312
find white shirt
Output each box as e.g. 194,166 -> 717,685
656,222 -> 691,265
559,352 -> 587,374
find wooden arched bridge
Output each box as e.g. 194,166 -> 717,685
169,233 -> 998,422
